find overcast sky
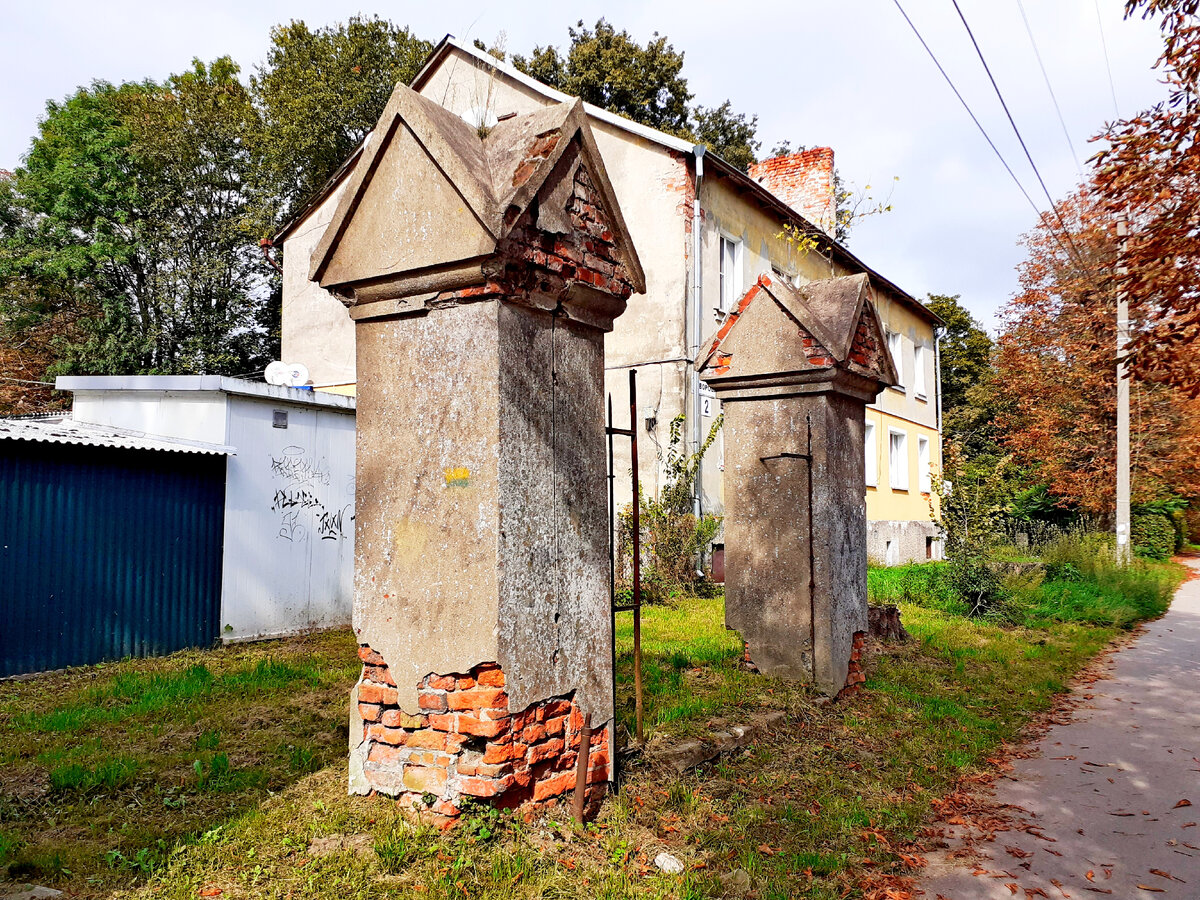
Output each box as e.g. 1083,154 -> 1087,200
0,1 -> 1171,330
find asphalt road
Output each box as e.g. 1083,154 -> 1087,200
918,558 -> 1200,899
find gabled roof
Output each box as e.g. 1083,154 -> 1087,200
280,34 -> 939,327
308,82 -> 644,295
696,274 -> 899,386
410,37 -> 940,327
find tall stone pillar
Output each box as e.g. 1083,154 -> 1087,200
309,85 -> 644,819
696,274 -> 896,695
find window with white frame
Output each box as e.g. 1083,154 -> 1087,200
914,343 -> 927,398
888,428 -> 909,490
918,435 -> 931,493
887,331 -> 904,388
864,421 -> 878,487
719,235 -> 743,314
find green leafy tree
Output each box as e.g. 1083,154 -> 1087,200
0,171 -> 84,413
251,17 -> 432,223
691,101 -> 760,172
513,20 -> 693,135
4,58 -> 276,378
512,19 -> 760,171
924,294 -> 993,414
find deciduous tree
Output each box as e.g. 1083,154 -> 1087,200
3,58 -> 276,382
512,19 -> 761,171
994,189 -> 1200,515
1093,0 -> 1200,394
251,17 -> 432,224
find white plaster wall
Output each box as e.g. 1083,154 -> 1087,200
281,181 -> 357,388
71,390 -> 229,443
221,395 -> 356,641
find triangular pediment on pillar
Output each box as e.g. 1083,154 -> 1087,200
308,83 -> 644,323
696,274 -> 898,398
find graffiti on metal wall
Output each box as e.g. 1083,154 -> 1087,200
270,445 -> 353,543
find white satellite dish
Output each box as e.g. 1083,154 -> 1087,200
264,361 -> 289,385
285,362 -> 310,387
264,361 -> 310,387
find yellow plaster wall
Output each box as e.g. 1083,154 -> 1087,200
865,408 -> 941,523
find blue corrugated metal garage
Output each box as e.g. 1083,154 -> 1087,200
0,417 -> 231,677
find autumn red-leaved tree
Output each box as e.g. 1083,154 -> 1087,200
1092,0 -> 1200,394
995,189 -> 1200,516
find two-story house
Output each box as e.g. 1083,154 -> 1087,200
275,35 -> 944,564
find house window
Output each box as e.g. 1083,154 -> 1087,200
719,235 -> 743,314
914,343 -> 927,398
864,421 -> 878,487
887,331 -> 904,389
918,435 -> 931,493
888,428 -> 908,490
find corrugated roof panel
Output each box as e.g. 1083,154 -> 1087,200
0,416 -> 235,455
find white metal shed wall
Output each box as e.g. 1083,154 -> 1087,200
221,395 -> 355,641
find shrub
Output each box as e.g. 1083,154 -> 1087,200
931,443 -> 1008,615
1132,513 -> 1175,560
617,414 -> 722,602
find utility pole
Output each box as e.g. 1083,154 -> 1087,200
1115,214 -> 1131,565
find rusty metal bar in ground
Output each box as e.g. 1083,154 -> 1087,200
606,368 -> 643,771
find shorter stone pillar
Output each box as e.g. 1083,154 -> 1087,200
697,274 -> 896,694
308,84 -> 645,819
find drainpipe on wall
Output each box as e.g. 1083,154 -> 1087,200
933,327 -> 944,444
691,145 -> 706,522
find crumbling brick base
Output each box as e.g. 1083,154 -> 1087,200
354,646 -> 609,823
742,640 -> 759,673
840,631 -> 868,697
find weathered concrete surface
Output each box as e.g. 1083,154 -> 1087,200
353,302 -> 503,712
317,84 -> 642,809
918,559 -> 1200,899
698,274 -> 894,694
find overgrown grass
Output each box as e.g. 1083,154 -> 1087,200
101,592 -> 1141,900
0,630 -> 360,892
869,530 -> 1182,629
1,552 -> 1185,900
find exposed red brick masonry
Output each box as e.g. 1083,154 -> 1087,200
848,303 -> 887,375
356,646 -> 609,825
430,160 -> 633,310
748,148 -> 836,236
840,631 -> 868,696
706,275 -> 836,373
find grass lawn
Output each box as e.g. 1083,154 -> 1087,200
0,631 -> 361,894
0,558 -> 1184,899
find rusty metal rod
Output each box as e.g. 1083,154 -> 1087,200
572,713 -> 594,824
629,368 -> 643,744
606,394 -> 619,787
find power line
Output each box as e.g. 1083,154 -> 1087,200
889,0 -> 1085,270
1015,0 -> 1083,177
889,1 -> 1042,219
1093,0 -> 1121,117
948,0 -> 1091,270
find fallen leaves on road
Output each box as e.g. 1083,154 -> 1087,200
1173,798 -> 1192,809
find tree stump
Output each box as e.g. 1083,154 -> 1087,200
867,604 -> 909,642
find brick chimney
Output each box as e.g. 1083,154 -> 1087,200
748,148 -> 837,237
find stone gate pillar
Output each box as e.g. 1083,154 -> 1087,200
309,85 -> 645,819
696,274 -> 896,695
